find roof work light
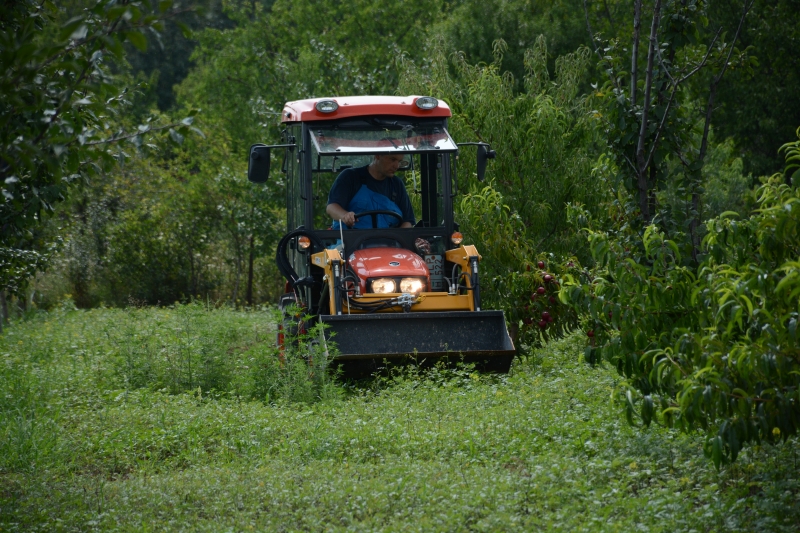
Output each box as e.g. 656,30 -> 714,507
414,96 -> 438,110
315,99 -> 339,113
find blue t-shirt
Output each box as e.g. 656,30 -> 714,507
327,165 -> 416,225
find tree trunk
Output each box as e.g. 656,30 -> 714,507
635,0 -> 662,223
246,234 -> 255,306
232,233 -> 242,308
0,290 -> 5,334
189,243 -> 196,298
631,0 -> 642,102
232,257 -> 241,309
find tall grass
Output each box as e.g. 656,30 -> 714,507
1,305 -> 798,532
0,302 -> 340,475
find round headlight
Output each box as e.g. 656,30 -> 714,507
400,278 -> 425,294
371,278 -> 396,294
315,99 -> 339,113
414,96 -> 439,110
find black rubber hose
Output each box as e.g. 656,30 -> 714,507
275,229 -> 325,296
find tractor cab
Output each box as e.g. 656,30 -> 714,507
248,96 -> 514,377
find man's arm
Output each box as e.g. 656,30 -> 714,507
326,203 -> 357,227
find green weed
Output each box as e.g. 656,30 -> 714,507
1,307 -> 798,532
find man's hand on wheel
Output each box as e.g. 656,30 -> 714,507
341,211 -> 357,227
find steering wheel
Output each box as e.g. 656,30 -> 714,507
353,210 -> 404,229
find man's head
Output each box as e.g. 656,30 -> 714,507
369,154 -> 405,180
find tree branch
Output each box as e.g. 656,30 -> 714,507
583,0 -> 621,92
631,0 -> 642,103
635,0 -> 662,220
81,122 -> 185,146
699,0 -> 754,163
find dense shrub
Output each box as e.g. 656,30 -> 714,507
563,162 -> 800,466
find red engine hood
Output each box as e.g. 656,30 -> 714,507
348,247 -> 429,293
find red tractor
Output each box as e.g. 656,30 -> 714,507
248,95 -> 514,377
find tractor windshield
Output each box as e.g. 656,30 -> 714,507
309,124 -> 457,155
304,132 -> 456,228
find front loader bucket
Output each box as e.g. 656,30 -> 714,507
319,310 -> 515,378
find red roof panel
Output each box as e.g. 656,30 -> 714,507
281,95 -> 452,122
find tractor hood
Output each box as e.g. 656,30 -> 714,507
348,247 -> 430,294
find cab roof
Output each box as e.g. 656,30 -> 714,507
281,96 -> 452,123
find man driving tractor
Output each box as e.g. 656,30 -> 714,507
326,154 -> 415,229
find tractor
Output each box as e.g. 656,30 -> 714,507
248,95 -> 515,377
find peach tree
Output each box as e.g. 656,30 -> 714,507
562,133 -> 800,467
0,0 -> 196,301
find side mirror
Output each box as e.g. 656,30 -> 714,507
248,144 -> 271,183
476,144 -> 496,182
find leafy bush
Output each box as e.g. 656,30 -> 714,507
457,184 -> 580,348
562,165 -> 800,467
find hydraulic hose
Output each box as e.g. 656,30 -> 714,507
275,228 -> 325,298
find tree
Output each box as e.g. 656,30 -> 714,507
585,0 -> 754,259
560,0 -> 800,466
563,133 -> 800,466
0,0 -> 196,304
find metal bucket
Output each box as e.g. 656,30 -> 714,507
319,310 -> 516,378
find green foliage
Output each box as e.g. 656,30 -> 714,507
0,0 -> 199,303
105,302 -> 342,403
107,302 -> 255,394
124,0 -> 235,111
0,241 -> 58,297
433,0 -> 592,86
457,183 -> 580,348
249,308 -> 342,404
32,117 -> 285,307
1,315 -> 799,530
563,146 -> 800,466
696,136 -> 754,220
398,38 -> 599,346
780,126 -> 800,186
556,1 -> 800,468
710,0 -> 800,177
400,37 -> 601,255
0,0 -> 193,238
178,0 -> 443,152
588,0 -> 755,250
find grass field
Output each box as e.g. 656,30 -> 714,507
1,304 -> 798,532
